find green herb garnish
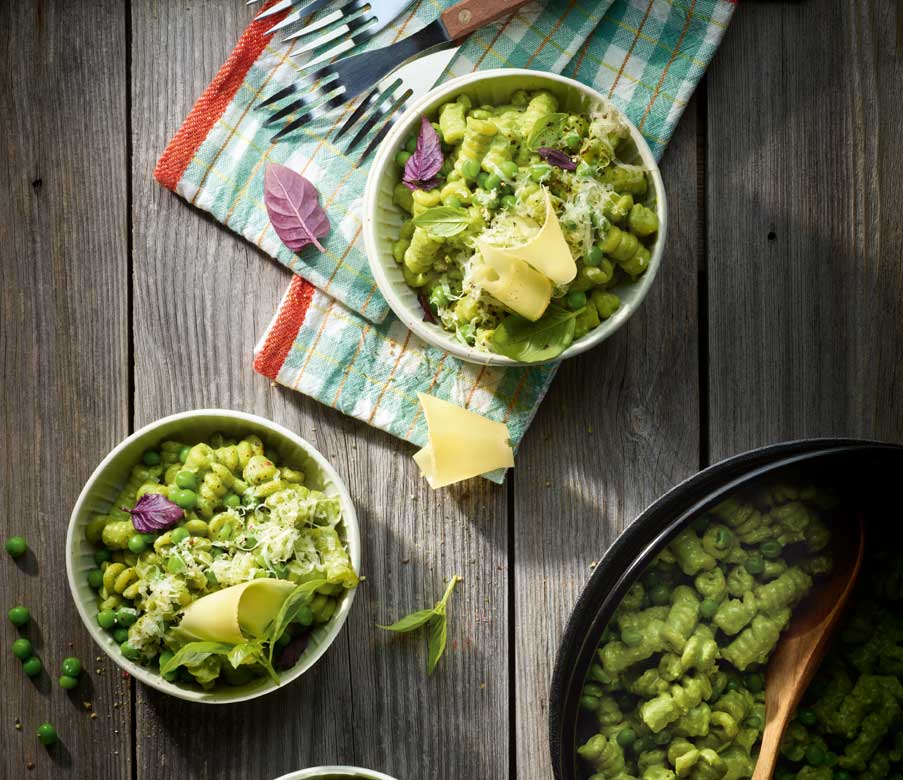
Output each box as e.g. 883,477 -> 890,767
412,206 -> 470,237
491,304 -> 579,362
379,575 -> 462,675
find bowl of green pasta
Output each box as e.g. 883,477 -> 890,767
272,767 -> 397,780
549,440 -> 903,780
66,409 -> 361,704
363,68 -> 666,365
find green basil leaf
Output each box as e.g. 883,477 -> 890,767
491,305 -> 577,362
427,615 -> 448,675
160,641 -> 234,676
268,578 -> 327,664
527,112 -> 567,151
377,608 -> 438,633
412,206 -> 470,237
227,640 -> 265,669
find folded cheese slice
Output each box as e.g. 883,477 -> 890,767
473,242 -> 552,322
488,189 -> 577,285
178,579 -> 296,644
413,392 -> 514,489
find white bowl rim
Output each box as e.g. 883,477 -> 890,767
65,408 -> 361,705
272,767 -> 398,780
363,67 -> 668,367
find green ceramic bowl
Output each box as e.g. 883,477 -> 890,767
66,409 -> 361,704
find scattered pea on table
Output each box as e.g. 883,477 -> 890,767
12,637 -> 33,660
8,605 -> 30,627
36,722 -> 58,747
5,535 -> 27,558
23,656 -> 43,677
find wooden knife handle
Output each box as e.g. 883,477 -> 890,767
440,0 -> 533,41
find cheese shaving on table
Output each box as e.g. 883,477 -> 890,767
413,393 -> 514,489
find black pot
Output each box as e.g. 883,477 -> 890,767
548,438 -> 903,780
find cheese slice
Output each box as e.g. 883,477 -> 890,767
413,393 -> 514,489
473,242 -> 552,321
493,189 -> 577,285
178,579 -> 296,644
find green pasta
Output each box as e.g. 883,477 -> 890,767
577,483 -> 836,780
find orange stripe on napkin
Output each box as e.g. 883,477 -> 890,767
154,3 -> 286,191
254,275 -> 315,380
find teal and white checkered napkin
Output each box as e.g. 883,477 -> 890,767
157,0 -> 735,480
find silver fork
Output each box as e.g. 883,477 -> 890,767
259,0 -> 531,143
335,46 -> 458,163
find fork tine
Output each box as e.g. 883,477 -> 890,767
281,0 -> 366,42
264,0 -> 334,35
349,88 -> 412,158
334,79 -> 397,143
252,0 -> 293,20
271,90 -> 348,143
288,13 -> 372,57
263,77 -> 337,126
257,82 -> 299,110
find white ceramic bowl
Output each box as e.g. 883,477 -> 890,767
363,68 -> 667,366
66,409 -> 361,704
273,768 -> 397,780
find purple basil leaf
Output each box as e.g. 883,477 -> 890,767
125,493 -> 184,533
536,147 -> 577,171
418,293 -> 436,324
264,163 -> 331,254
275,633 -> 310,670
403,116 -> 444,191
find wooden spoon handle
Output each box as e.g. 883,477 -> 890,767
440,0 -> 532,40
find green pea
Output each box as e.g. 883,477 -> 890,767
295,605 -> 315,627
564,131 -> 581,152
94,548 -> 112,565
120,641 -> 140,661
798,708 -> 817,726
825,753 -> 838,767
501,194 -> 517,211
616,727 -> 636,748
395,149 -> 411,168
116,609 -> 138,627
223,493 -> 241,509
566,291 -> 587,311
87,568 -> 104,590
699,598 -> 719,620
142,449 -> 161,466
585,245 -> 604,267
404,135 -> 418,154
476,171 -> 489,189
649,583 -> 671,606
445,196 -> 462,209
745,672 -> 764,693
725,678 -> 739,692
241,493 -> 260,508
576,161 -> 594,177
36,722 -> 58,746
461,158 -> 480,181
500,160 -> 519,179
654,729 -> 672,746
167,554 -> 186,574
5,535 -> 27,559
484,173 -> 501,190
761,540 -> 783,559
23,656 -> 43,677
113,628 -> 129,644
274,632 -> 291,650
97,610 -> 116,630
485,196 -> 500,211
178,446 -> 190,463
59,674 -> 79,690
634,736 -> 656,752
172,488 -> 197,510
578,694 -> 600,711
744,554 -> 765,576
171,527 -> 190,545
8,606 -> 30,627
13,638 -> 33,660
175,471 -> 198,490
127,534 -> 147,554
621,628 -> 644,648
834,771 -> 852,780
806,745 -> 826,767
529,163 -> 551,181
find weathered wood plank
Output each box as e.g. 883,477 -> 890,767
0,0 -> 131,777
707,0 -> 903,456
513,96 -> 703,775
129,3 -> 509,778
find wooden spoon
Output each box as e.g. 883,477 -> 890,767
752,514 -> 865,780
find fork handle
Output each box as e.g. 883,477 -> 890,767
441,0 -> 534,40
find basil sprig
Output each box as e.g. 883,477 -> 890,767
412,206 -> 470,237
491,305 -> 579,362
379,575 -> 462,675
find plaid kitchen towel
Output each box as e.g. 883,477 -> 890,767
156,0 -> 735,480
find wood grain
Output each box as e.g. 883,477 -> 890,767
707,0 -> 903,457
0,0 -> 131,777
513,97 -> 703,776
129,2 -> 509,778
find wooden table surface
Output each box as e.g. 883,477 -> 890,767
2,1 -> 901,778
